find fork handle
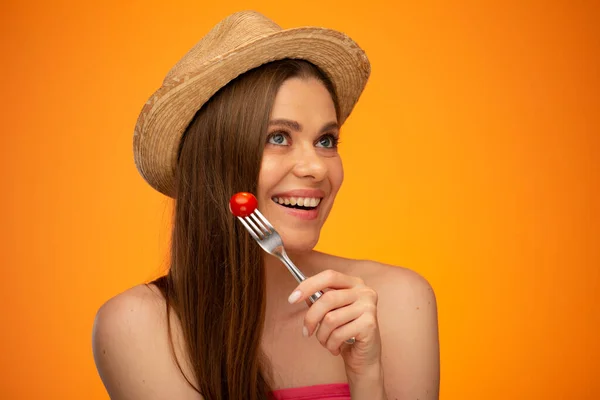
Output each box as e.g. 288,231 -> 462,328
276,249 -> 355,345
277,249 -> 323,303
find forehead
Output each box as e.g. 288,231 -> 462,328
270,77 -> 337,122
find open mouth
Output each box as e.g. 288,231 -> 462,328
271,196 -> 322,211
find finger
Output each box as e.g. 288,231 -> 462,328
288,270 -> 364,305
304,288 -> 333,308
314,302 -> 362,347
303,289 -> 357,335
325,312 -> 378,356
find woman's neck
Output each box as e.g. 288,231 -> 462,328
263,250 -> 321,319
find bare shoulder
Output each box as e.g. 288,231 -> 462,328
92,284 -> 203,399
351,259 -> 438,334
311,253 -> 436,307
351,260 -> 440,399
360,260 -> 436,303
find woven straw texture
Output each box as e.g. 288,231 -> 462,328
133,11 -> 370,197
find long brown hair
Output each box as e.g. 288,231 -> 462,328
150,59 -> 339,399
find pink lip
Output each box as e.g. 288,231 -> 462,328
271,189 -> 326,198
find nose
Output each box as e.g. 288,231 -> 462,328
291,145 -> 328,182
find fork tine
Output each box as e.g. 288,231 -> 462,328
250,212 -> 269,233
237,217 -> 262,241
243,215 -> 266,239
253,209 -> 274,230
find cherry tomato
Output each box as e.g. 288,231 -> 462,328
229,192 -> 258,217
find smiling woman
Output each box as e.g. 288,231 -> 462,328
91,10 -> 439,400
259,77 -> 344,241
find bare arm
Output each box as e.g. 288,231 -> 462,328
377,266 -> 440,399
92,285 -> 204,400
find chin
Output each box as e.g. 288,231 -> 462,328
278,227 -> 320,253
283,240 -> 318,254
258,199 -> 324,251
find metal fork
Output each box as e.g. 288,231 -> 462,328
236,208 -> 355,345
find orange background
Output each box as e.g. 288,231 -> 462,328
1,0 -> 598,399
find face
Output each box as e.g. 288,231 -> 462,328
257,77 -> 343,253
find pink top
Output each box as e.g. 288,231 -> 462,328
269,383 -> 350,400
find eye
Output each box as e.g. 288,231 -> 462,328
316,134 -> 339,149
267,132 -> 289,145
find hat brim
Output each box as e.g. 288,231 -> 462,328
134,27 -> 370,197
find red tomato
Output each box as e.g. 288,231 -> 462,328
229,192 -> 258,217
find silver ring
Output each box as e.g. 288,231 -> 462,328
345,337 -> 356,345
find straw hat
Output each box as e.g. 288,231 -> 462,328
133,10 -> 371,197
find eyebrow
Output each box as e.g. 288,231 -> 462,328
268,119 -> 339,134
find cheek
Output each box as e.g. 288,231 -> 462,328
329,158 -> 344,193
257,155 -> 280,202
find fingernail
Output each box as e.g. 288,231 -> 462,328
288,290 -> 302,304
302,326 -> 309,337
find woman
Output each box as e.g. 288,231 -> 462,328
92,11 -> 440,400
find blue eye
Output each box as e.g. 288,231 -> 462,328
267,133 -> 288,145
316,134 -> 339,148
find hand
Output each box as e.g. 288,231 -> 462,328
287,269 -> 383,377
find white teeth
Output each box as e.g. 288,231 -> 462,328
272,196 -> 323,207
